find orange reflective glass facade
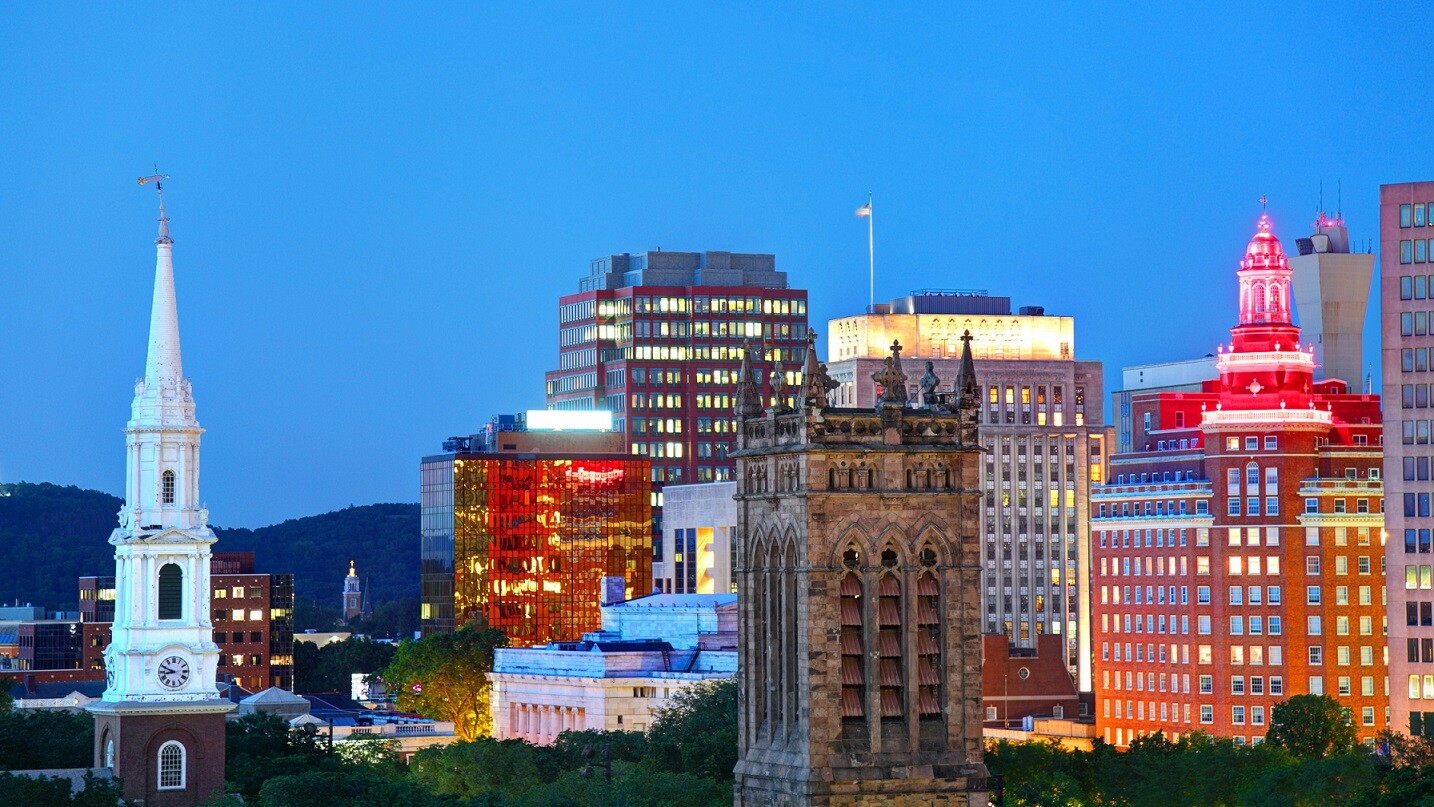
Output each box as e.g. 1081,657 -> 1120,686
421,453 -> 652,643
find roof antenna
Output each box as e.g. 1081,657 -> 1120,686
1337,179 -> 1342,220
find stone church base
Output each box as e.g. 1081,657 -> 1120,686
736,762 -> 989,807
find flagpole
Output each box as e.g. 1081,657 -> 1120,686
867,192 -> 874,311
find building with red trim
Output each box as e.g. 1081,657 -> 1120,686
1092,213 -> 1386,748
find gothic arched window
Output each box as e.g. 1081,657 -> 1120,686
161,469 -> 176,505
157,740 -> 185,790
103,736 -> 114,769
917,545 -> 942,720
839,545 -> 865,736
157,563 -> 182,620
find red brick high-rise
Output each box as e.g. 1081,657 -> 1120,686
544,251 -> 808,485
1092,212 -> 1386,748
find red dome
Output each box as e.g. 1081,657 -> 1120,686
1241,213 -> 1288,271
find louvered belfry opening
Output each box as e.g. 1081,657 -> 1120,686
877,547 -> 904,728
917,545 -> 943,720
839,546 -> 865,736
157,562 -> 182,620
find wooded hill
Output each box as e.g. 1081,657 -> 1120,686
0,481 -> 417,611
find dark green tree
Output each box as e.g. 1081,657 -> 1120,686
410,737 -> 543,798
292,636 -> 395,694
1265,694 -> 1360,760
0,708 -> 94,771
643,678 -> 738,782
382,625 -> 508,741
223,711 -> 338,798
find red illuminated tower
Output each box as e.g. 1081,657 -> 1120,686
1092,212 -> 1385,748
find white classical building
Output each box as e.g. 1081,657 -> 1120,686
489,594 -> 737,744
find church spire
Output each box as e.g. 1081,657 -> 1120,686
138,173 -> 182,383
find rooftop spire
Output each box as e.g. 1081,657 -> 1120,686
137,172 -> 182,383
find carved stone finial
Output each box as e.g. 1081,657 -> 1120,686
734,339 -> 763,417
919,360 -> 940,408
770,359 -> 793,414
872,339 -> 908,406
802,331 -> 840,410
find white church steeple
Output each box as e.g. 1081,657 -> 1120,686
88,174 -> 233,807
121,175 -> 204,534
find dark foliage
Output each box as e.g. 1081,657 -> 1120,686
216,503 -> 418,607
0,771 -> 129,807
0,707 -> 95,771
0,483 -> 125,609
644,678 -> 739,781
0,481 -> 417,611
292,636 -> 396,694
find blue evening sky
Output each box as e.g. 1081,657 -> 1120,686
1,5 -> 1427,526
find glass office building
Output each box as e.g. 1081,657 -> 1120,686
421,453 -> 653,641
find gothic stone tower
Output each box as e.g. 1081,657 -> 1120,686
731,334 -> 989,806
87,179 -> 231,807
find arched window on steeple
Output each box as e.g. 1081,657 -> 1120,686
158,563 -> 182,620
161,469 -> 176,505
157,740 -> 185,790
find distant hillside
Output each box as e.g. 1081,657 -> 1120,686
0,482 -> 417,611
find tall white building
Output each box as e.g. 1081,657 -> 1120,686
825,291 -> 1108,691
87,181 -> 232,806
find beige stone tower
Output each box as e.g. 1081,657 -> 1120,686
731,333 -> 989,806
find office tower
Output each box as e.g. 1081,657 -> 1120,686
545,251 -> 809,485
1289,212 -> 1375,387
731,340 -> 988,806
1093,213 -> 1386,749
1382,181 -> 1434,736
825,291 -> 1106,690
1113,358 -> 1219,454
420,414 -> 653,641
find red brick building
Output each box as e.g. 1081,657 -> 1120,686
77,552 -> 294,692
544,251 -> 809,485
982,633 -> 1082,727
1092,213 -> 1386,748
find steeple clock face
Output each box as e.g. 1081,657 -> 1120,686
156,655 -> 191,689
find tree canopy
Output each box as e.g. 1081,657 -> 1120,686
381,625 -> 509,742
1265,694 -> 1360,760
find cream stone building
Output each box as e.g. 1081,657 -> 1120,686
827,291 -> 1106,692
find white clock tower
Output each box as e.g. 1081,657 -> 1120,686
88,176 -> 232,807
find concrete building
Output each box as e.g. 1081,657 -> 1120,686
826,291 -> 1107,690
1290,212 -> 1375,387
489,593 -> 737,744
420,416 -> 652,640
730,339 -> 988,805
654,481 -> 736,595
1381,181 -> 1434,737
1093,213 -> 1386,749
1114,358 -> 1219,454
545,250 -> 810,485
